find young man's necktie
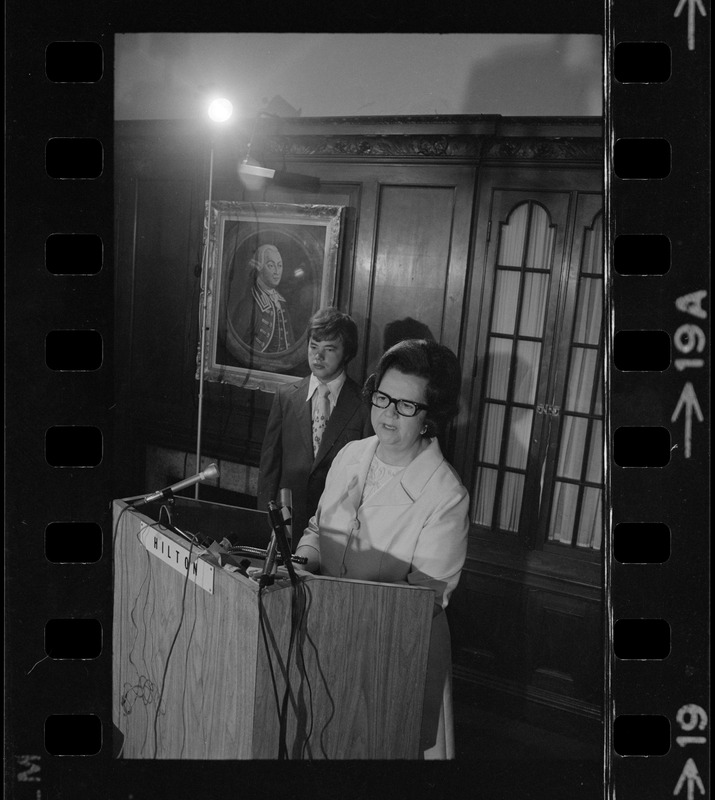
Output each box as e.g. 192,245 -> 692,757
312,383 -> 331,456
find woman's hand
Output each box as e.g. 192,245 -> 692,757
294,544 -> 320,573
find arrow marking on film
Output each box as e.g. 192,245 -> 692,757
674,0 -> 707,51
673,758 -> 706,800
671,382 -> 704,458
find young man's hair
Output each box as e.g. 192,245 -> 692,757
308,307 -> 359,364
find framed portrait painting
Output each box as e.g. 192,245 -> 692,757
199,201 -> 344,391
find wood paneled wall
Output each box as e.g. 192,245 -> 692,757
114,114 -> 604,742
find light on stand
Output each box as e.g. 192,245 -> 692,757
238,160 -> 275,180
237,157 -> 274,192
207,98 -> 234,123
195,97 -> 234,498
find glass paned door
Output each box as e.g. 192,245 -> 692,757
472,192 -> 570,538
471,190 -> 604,552
545,211 -> 604,549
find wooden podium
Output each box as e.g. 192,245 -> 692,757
112,498 -> 434,759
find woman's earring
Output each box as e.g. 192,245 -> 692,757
421,425 -> 428,435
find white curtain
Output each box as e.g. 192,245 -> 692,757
577,488 -> 603,549
557,416 -> 588,479
498,204 -> 528,266
486,338 -> 513,400
479,404 -> 505,464
585,420 -> 603,483
519,272 -> 550,337
505,407 -> 533,470
566,348 -> 598,413
548,482 -> 579,544
574,277 -> 603,345
526,206 -> 555,269
581,215 -> 603,275
492,271 -> 520,334
499,472 -> 525,532
473,467 -> 498,527
513,340 -> 541,404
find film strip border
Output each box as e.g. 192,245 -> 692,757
5,7 -> 709,800
6,32 -> 116,795
609,0 -> 710,798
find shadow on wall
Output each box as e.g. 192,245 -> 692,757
461,34 -> 602,116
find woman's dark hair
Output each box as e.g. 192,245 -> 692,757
308,307 -> 359,364
363,338 -> 462,438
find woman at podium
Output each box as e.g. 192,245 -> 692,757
295,338 -> 469,759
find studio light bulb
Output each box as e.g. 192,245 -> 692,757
207,98 -> 233,123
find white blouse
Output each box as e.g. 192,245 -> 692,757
299,436 -> 469,608
361,454 -> 405,503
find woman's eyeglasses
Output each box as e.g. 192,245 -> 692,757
370,390 -> 428,418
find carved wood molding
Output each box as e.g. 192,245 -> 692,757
263,134 -> 602,163
265,134 -> 486,159
115,119 -> 604,170
484,136 -> 603,162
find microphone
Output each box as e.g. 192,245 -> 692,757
279,488 -> 293,552
132,463 -> 219,506
267,501 -> 298,584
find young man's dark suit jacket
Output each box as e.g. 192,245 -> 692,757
258,375 -> 373,540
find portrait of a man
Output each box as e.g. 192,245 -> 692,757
235,244 -> 296,354
205,202 -> 344,386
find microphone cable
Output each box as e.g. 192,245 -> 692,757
178,556 -> 201,760
151,535 -> 195,759
114,503 -> 205,758
277,578 -> 301,757
292,578 -> 316,760
257,581 -> 287,758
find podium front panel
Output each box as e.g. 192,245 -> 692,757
252,574 -> 434,759
112,501 -> 263,758
113,500 -> 434,759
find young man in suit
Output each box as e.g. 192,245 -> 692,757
258,307 -> 373,541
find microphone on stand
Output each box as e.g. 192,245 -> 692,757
262,533 -> 279,579
131,464 -> 219,506
267,501 -> 298,585
279,488 -> 293,552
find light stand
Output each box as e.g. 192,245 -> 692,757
194,98 -> 233,498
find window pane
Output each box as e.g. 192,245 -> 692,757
513,340 -> 541,404
486,338 -> 513,400
557,415 -> 588,480
586,420 -> 603,483
498,203 -> 528,266
519,272 -> 550,337
499,472 -> 524,532
581,214 -> 603,275
473,468 -> 498,526
573,276 -> 603,345
526,205 -> 555,269
505,407 -> 533,470
492,270 -> 521,334
565,347 -> 598,413
576,487 -> 603,549
548,481 -> 579,544
594,365 -> 604,415
479,404 -> 505,464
